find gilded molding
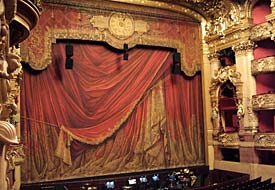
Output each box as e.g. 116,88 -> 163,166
255,133 -> 275,149
252,94 -> 275,111
251,56 -> 275,75
250,22 -> 272,42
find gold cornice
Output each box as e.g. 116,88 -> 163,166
108,0 -> 205,22
206,27 -> 251,53
252,94 -> 275,111
251,56 -> 275,75
43,0 -> 201,23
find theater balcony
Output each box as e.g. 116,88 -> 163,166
254,133 -> 275,150
9,0 -> 42,46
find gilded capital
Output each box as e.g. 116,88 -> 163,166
232,41 -> 256,55
207,52 -> 219,61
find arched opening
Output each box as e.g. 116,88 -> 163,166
218,81 -> 239,133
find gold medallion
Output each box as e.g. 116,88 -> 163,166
108,12 -> 135,39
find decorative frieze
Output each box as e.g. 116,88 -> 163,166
251,56 -> 275,75
255,133 -> 275,149
252,94 -> 275,110
250,22 -> 272,41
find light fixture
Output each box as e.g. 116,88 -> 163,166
65,42 -> 73,69
172,51 -> 181,74
123,43 -> 128,60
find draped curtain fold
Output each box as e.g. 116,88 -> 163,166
20,42 -> 205,182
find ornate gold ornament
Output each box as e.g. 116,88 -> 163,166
251,56 -> 275,75
252,94 -> 275,111
211,66 -> 241,85
216,132 -> 239,146
22,5 -> 202,76
91,12 -> 148,39
245,97 -> 258,124
255,134 -> 275,149
232,40 -> 256,55
108,12 -> 135,39
204,3 -> 241,38
249,22 -> 272,41
207,52 -> 219,61
210,66 -> 244,136
6,144 -> 25,171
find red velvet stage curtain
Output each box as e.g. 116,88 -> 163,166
20,42 -> 205,182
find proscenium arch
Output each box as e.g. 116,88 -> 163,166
21,1 -> 206,77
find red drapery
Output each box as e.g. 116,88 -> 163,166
20,42 -> 204,182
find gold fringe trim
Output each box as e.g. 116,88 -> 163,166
55,127 -> 73,165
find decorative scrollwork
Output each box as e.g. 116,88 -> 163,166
236,100 -> 244,119
211,66 -> 241,86
251,56 -> 275,75
245,97 -> 258,124
255,134 -> 275,149
6,144 -> 25,171
250,22 -> 272,41
252,94 -> 275,110
216,132 -> 239,145
204,3 -> 240,38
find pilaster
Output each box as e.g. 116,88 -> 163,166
233,41 -> 258,134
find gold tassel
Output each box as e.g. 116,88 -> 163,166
55,125 -> 72,166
